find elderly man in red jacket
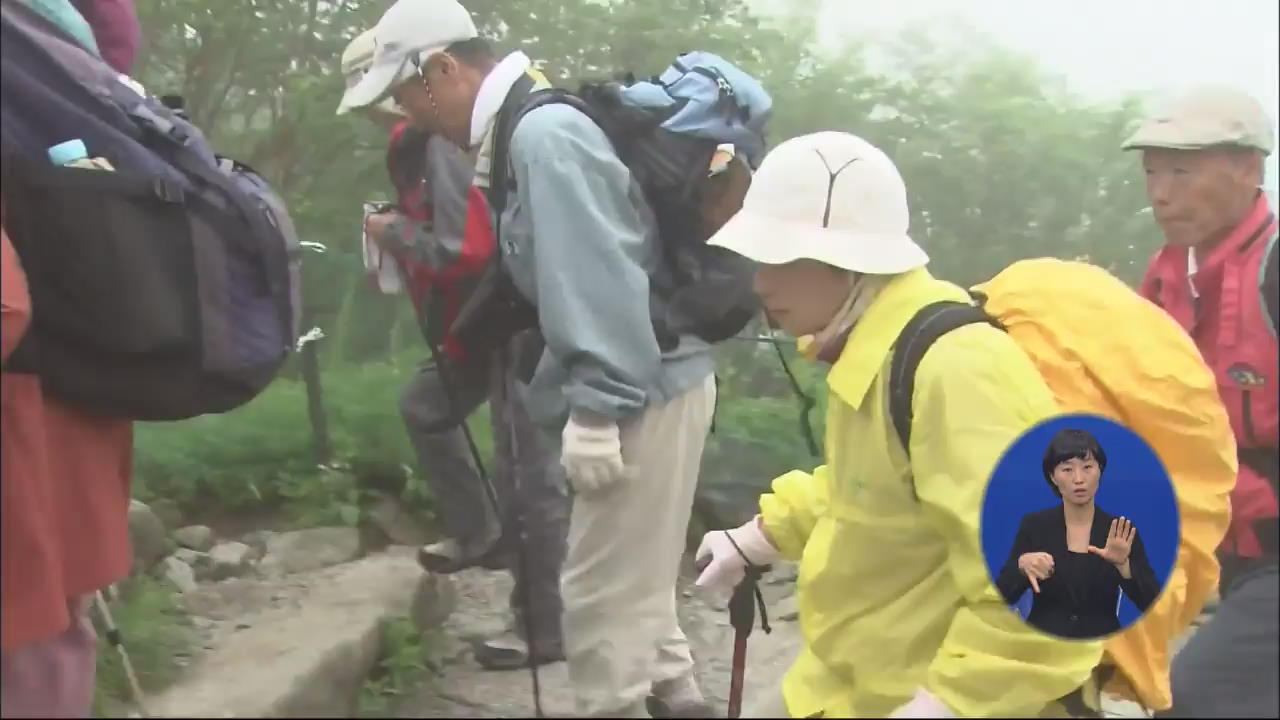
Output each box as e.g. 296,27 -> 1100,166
1127,84 -> 1278,719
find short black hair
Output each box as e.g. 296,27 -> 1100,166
1041,428 -> 1108,497
444,37 -> 495,68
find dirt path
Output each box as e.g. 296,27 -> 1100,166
396,557 -> 1192,719
397,560 -> 802,718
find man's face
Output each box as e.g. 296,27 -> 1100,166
391,78 -> 440,134
1141,147 -> 1262,249
392,53 -> 480,148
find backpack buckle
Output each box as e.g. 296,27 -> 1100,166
152,180 -> 184,203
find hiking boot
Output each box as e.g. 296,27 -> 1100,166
471,631 -> 565,671
645,674 -> 714,718
417,537 -> 508,574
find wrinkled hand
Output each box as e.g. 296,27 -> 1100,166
561,415 -> 627,495
364,211 -> 403,249
1088,516 -> 1136,567
1018,551 -> 1055,593
889,689 -> 955,718
694,516 -> 780,592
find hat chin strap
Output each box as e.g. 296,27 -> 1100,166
801,272 -> 889,361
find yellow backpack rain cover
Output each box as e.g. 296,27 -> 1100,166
972,258 -> 1235,711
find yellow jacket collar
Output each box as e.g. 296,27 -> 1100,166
825,267 -> 969,410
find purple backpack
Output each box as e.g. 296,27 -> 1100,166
0,2 -> 302,420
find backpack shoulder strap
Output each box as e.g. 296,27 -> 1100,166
488,77 -> 592,216
888,300 -> 1002,461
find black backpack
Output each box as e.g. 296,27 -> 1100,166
453,54 -> 773,354
0,2 -> 302,421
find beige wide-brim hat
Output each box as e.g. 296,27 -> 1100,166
337,28 -> 404,117
336,0 -> 478,115
709,131 -> 928,274
1123,84 -> 1275,156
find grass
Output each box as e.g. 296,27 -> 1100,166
131,350 -> 495,534
357,617 -> 440,717
91,576 -> 194,718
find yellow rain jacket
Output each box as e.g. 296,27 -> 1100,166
760,268 -> 1103,718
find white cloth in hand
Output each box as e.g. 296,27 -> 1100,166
561,415 -> 626,494
889,688 -> 955,718
361,211 -> 402,295
694,516 -> 780,592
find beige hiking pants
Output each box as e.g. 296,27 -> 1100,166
561,374 -> 716,717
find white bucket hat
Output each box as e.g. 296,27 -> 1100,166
708,131 -> 928,274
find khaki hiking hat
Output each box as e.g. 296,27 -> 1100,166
338,28 -> 404,116
336,0 -> 478,115
708,131 -> 928,274
1123,84 -> 1275,156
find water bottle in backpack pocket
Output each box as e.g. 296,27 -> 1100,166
0,2 -> 302,420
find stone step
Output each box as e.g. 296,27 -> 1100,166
147,548 -> 438,718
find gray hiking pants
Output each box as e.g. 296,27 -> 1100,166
1159,563 -> 1279,718
399,330 -> 569,651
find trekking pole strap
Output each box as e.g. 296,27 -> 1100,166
723,531 -> 772,635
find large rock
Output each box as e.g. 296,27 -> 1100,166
149,498 -> 185,530
161,556 -> 198,594
128,500 -> 171,572
241,530 -> 276,559
260,527 -> 361,576
208,542 -> 254,581
174,549 -> 214,581
410,572 -> 457,634
174,525 -> 215,552
364,491 -> 432,548
148,549 -> 425,718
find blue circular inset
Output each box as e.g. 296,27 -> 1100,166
981,413 -> 1180,639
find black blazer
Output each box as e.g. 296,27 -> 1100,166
995,505 -> 1161,639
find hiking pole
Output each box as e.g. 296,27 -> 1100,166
727,564 -> 771,719
93,590 -> 151,718
495,338 -> 548,720
432,344 -> 546,720
384,223 -> 545,719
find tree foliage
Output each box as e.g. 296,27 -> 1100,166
129,0 -> 1167,524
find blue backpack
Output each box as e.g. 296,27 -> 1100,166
469,52 -> 774,352
0,2 -> 302,421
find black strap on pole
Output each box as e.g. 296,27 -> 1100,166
723,530 -> 771,719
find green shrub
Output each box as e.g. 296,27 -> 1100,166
132,349 -> 495,530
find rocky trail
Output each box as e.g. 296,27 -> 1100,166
397,561 -> 803,718
121,499 -> 1167,718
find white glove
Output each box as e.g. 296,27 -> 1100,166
694,516 -> 781,591
561,414 -> 627,495
889,689 -> 955,718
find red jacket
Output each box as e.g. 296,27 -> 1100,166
1140,192 -> 1279,558
384,121 -> 496,362
2,216 -> 133,651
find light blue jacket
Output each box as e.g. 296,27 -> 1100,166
498,102 -> 714,428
